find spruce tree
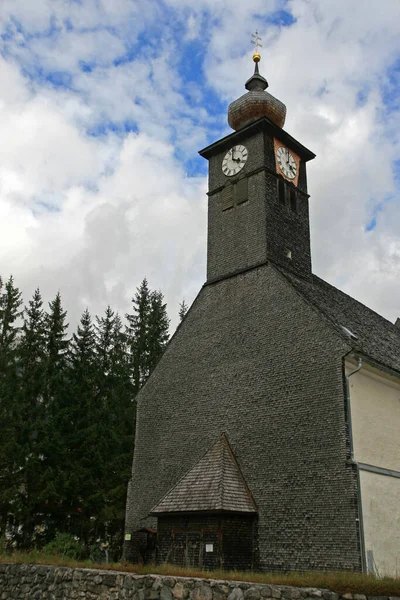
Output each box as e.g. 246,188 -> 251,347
43,292 -> 69,406
147,290 -> 170,374
179,299 -> 188,322
39,292 -> 69,539
16,288 -> 47,546
126,279 -> 170,394
64,308 -> 98,544
95,308 -> 133,555
0,276 -> 23,540
0,276 -> 170,553
0,275 -> 23,352
125,278 -> 151,395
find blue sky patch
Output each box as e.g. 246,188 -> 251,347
393,159 -> 400,184
79,60 -> 94,73
382,55 -> 400,112
178,40 -> 204,85
22,64 -> 75,90
87,120 -> 138,137
263,8 -> 296,28
180,156 -> 208,178
356,85 -> 369,107
365,194 -> 394,232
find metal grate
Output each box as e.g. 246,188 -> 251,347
236,177 -> 248,204
221,185 -> 233,210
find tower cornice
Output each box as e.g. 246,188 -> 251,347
199,117 -> 315,163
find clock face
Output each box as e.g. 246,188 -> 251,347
222,145 -> 248,177
276,146 -> 297,180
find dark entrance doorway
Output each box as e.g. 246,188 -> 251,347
157,514 -> 257,570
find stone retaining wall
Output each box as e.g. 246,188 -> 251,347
0,564 -> 399,600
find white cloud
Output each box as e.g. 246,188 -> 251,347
0,0 -> 400,333
0,51 -> 206,326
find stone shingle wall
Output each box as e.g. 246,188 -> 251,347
207,168 -> 268,282
2,564 -> 399,600
124,264 -> 361,571
206,124 -> 311,283
264,170 -> 312,279
207,129 -> 268,283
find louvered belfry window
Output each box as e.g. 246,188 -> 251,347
278,177 -> 286,205
221,178 -> 248,211
221,184 -> 234,211
290,187 -> 297,212
236,177 -> 248,205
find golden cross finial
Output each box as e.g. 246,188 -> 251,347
251,30 -> 262,62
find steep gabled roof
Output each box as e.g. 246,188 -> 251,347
150,434 -> 257,515
277,267 -> 400,374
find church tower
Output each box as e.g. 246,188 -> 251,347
200,45 -> 315,282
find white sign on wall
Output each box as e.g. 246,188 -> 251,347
205,543 -> 214,553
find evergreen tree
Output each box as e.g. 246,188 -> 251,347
43,292 -> 69,406
0,275 -> 170,554
179,299 -> 188,322
125,278 -> 151,395
64,308 -> 99,544
126,279 -> 170,394
95,308 -> 133,554
16,288 -> 47,546
0,275 -> 23,352
147,290 -> 170,373
0,276 -> 23,540
38,292 -> 69,539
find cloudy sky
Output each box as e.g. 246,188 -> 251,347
1,0 -> 400,332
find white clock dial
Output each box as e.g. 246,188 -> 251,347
276,146 -> 297,180
222,145 -> 248,177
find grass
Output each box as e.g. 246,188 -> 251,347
1,552 -> 399,597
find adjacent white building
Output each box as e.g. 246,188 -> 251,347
347,360 -> 400,577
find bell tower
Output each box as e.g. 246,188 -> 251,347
199,37 -> 315,283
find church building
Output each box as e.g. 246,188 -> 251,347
124,44 -> 400,576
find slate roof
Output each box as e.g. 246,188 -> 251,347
150,434 -> 257,515
278,267 -> 400,374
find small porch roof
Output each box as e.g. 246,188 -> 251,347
150,434 -> 257,515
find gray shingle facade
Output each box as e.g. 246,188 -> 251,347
124,65 -> 400,572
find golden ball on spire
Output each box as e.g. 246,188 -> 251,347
251,31 -> 262,63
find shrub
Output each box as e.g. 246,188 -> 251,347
43,533 -> 86,560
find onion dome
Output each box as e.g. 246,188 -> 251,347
228,51 -> 286,131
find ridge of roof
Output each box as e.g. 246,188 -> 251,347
311,272 -> 400,331
150,434 -> 257,515
273,265 -> 400,375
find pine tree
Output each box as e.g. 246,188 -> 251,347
125,278 -> 151,395
95,308 -> 133,555
38,292 -> 69,540
0,276 -> 23,540
179,299 -> 188,322
43,292 -> 69,406
16,288 -> 47,546
65,308 -> 99,544
95,306 -> 115,382
0,275 -> 23,352
0,276 -> 170,553
126,279 -> 170,394
147,290 -> 170,374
